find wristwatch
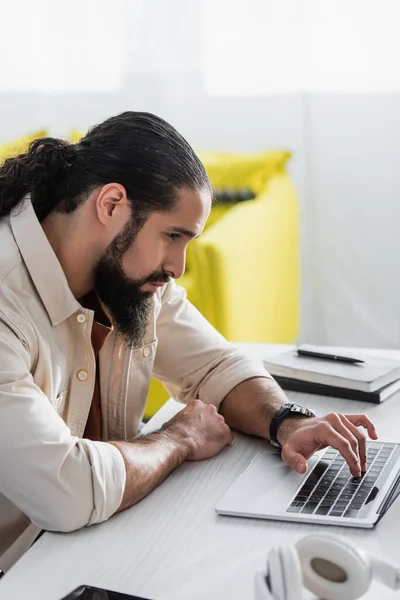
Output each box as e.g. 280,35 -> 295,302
269,402 -> 316,449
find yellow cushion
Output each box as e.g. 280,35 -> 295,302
197,150 -> 291,196
179,150 -> 296,333
0,130 -> 47,164
69,130 -> 83,144
144,379 -> 170,420
175,151 -> 291,320
190,173 -> 299,342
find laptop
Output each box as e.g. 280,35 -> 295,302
215,441 -> 400,528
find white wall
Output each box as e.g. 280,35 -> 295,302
1,0 -> 399,348
307,94 -> 400,347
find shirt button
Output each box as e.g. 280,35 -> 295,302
77,369 -> 88,381
143,346 -> 152,358
76,313 -> 87,324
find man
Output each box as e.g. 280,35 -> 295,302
0,112 -> 377,572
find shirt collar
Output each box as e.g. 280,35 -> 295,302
10,195 -> 82,326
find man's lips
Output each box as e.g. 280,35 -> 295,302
147,281 -> 167,288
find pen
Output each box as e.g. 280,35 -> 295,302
296,348 -> 365,364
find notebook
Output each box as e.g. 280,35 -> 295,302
274,376 -> 400,404
263,346 -> 400,393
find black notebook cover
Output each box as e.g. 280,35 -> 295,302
274,375 -> 400,404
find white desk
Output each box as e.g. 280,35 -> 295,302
2,343 -> 400,600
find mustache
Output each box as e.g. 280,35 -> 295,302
141,271 -> 170,285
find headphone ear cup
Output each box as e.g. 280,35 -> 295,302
266,545 -> 304,600
296,533 -> 371,600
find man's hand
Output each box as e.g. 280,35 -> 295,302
110,400 -> 232,513
278,412 -> 379,477
162,399 -> 233,461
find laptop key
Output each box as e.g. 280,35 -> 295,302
320,500 -> 334,508
300,484 -> 314,491
336,476 -> 349,484
349,501 -> 364,510
329,510 -> 344,517
310,492 -> 324,501
301,504 -> 318,514
297,489 -> 312,498
353,491 -> 369,504
339,495 -> 353,502
333,503 -> 348,511
305,470 -> 326,486
294,491 -> 309,499
316,506 -> 330,515
286,506 -> 302,513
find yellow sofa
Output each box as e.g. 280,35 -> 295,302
0,130 -> 47,164
145,150 -> 299,417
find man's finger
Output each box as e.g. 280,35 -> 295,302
314,422 -> 361,477
281,444 -> 308,474
338,414 -> 367,471
345,413 -> 378,439
324,414 -> 362,472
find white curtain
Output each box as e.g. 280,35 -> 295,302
0,0 -> 124,92
204,0 -> 400,95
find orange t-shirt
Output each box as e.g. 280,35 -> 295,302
81,293 -> 113,441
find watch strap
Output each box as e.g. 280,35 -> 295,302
269,402 -> 316,449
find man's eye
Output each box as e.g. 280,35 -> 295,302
167,233 -> 181,241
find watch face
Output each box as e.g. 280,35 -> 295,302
290,403 -> 315,417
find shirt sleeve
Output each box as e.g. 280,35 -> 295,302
0,319 -> 126,532
153,280 -> 272,408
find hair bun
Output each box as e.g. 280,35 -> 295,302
29,137 -> 76,175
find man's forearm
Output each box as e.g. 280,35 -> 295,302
219,377 -> 378,477
219,376 -> 293,442
109,429 -> 190,512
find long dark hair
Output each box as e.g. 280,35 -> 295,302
0,112 -> 211,224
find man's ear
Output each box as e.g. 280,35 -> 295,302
95,183 -> 131,232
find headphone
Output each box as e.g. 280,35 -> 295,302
255,533 -> 400,600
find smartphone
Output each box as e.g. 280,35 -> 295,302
60,586 -> 151,600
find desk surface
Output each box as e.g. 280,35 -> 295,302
2,343 -> 400,600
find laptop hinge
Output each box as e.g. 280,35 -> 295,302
376,472 -> 400,523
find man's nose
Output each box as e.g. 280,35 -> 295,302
163,249 -> 186,280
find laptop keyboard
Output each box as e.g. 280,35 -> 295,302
287,442 -> 396,519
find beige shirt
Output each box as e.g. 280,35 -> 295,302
0,197 -> 270,571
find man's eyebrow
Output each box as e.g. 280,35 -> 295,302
168,226 -> 199,239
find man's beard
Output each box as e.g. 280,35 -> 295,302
93,232 -> 169,348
